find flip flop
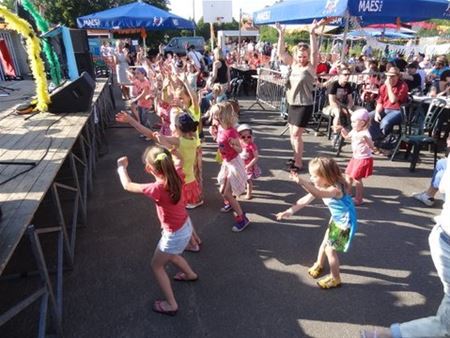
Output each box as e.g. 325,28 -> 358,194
152,300 -> 177,316
173,272 -> 199,282
184,244 -> 200,253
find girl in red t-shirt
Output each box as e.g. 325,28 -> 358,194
117,146 -> 198,316
211,102 -> 250,232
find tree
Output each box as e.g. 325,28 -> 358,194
0,0 -> 15,11
35,0 -> 169,28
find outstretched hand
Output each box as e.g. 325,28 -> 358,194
117,156 -> 128,169
275,22 -> 285,35
115,111 -> 132,124
275,209 -> 293,220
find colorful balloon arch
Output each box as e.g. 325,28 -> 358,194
0,5 -> 50,112
22,0 -> 62,86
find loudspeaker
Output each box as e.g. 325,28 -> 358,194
69,29 -> 96,80
48,72 -> 95,114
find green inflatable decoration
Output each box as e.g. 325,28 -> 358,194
22,0 -> 62,86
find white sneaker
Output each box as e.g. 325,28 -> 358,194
186,200 -> 204,209
412,192 -> 435,206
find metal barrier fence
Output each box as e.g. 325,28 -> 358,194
247,67 -> 288,118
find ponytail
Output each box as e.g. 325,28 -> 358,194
143,146 -> 183,204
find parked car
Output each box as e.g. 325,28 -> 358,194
163,36 -> 205,56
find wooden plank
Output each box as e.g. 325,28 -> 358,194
0,79 -> 108,275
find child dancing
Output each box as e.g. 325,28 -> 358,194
339,108 -> 374,206
237,124 -> 261,200
117,146 -> 198,316
276,157 -> 357,289
211,102 -> 250,232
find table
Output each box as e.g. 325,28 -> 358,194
0,77 -> 115,337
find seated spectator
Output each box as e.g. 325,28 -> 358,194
368,67 -> 409,150
412,139 -> 448,206
326,66 -> 354,138
403,62 -> 422,93
316,54 -> 331,76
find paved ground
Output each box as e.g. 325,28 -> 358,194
1,93 -> 445,338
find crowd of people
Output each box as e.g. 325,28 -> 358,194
101,27 -> 449,337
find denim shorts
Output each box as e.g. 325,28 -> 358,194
157,217 -> 192,255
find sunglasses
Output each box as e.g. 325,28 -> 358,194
240,135 -> 252,139
341,73 -> 351,76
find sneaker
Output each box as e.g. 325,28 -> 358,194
220,204 -> 232,213
186,200 -> 204,209
412,192 -> 435,206
139,134 -> 146,138
232,214 -> 250,232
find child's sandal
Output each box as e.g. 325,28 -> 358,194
317,275 -> 341,289
307,262 -> 323,279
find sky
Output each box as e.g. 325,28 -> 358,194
168,0 -> 275,22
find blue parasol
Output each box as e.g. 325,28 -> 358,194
77,1 -> 195,31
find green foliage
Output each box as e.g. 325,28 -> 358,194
259,26 -> 277,43
0,0 -> 15,11
285,30 -> 309,45
35,0 -> 169,28
194,16 -> 239,41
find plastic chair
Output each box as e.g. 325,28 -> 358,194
390,97 -> 447,171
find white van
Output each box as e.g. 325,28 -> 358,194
163,36 -> 205,56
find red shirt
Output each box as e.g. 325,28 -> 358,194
142,182 -> 187,233
135,79 -> 153,109
377,80 -> 409,110
217,126 -> 239,162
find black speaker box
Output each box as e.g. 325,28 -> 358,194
48,72 -> 95,114
69,29 -> 96,80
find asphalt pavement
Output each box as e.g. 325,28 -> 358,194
1,96 -> 444,338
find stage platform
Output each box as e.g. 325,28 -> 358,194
0,77 -> 117,337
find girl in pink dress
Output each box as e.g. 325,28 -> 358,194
340,109 -> 374,206
237,124 -> 261,200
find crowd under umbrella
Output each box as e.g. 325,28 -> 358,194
253,0 -> 450,59
77,0 -> 195,50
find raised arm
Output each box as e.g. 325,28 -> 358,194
310,19 -> 328,69
293,173 -> 341,199
117,157 -> 148,194
276,23 -> 293,66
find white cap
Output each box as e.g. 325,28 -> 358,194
237,124 -> 252,133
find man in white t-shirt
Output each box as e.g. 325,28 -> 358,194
187,45 -> 205,71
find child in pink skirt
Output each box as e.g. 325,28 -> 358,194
212,102 -> 250,232
340,109 -> 374,206
237,124 -> 261,200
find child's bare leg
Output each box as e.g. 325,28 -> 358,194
195,147 -> 203,197
222,182 -> 243,216
191,226 -> 202,245
316,230 -> 329,267
354,179 -> 364,204
170,254 -> 198,280
130,104 -> 140,123
151,249 -> 178,310
245,180 -> 253,199
325,245 -> 341,280
345,175 -> 353,195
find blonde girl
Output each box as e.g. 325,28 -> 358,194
340,109 -> 374,206
117,146 -> 198,316
212,102 -> 250,232
276,157 -> 357,289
